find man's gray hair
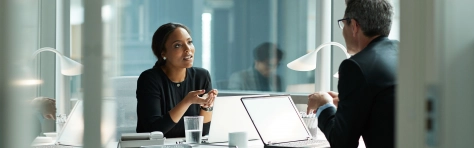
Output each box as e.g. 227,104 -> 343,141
345,0 -> 393,37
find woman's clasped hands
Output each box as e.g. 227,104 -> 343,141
183,89 -> 218,108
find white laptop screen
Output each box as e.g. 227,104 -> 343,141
241,96 -> 310,144
207,95 -> 266,142
56,100 -> 115,146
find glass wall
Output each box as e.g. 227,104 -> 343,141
88,0 -> 322,142
116,0 -> 318,93
44,0 -> 401,146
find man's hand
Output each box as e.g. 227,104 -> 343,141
328,91 -> 339,107
307,91 -> 333,114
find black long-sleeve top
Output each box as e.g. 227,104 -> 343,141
136,62 -> 212,138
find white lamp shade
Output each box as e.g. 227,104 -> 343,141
287,42 -> 351,78
287,50 -> 318,71
33,47 -> 83,76
59,55 -> 83,76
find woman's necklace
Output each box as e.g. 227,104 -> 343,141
175,79 -> 185,87
162,67 -> 185,87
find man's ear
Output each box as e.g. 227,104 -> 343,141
351,19 -> 359,37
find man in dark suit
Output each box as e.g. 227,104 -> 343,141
306,0 -> 398,147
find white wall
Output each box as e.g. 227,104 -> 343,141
437,0 -> 474,147
398,0 -> 474,147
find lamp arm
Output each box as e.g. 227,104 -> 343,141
286,42 -> 351,71
32,47 -> 65,59
312,42 -> 351,59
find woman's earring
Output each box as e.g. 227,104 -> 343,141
163,57 -> 166,60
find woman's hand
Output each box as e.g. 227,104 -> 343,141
183,90 -> 208,105
201,89 -> 218,108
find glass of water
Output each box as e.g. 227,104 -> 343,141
184,116 -> 204,144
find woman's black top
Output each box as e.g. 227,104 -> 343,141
136,61 -> 212,138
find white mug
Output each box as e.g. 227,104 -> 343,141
229,132 -> 247,148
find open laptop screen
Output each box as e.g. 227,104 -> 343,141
207,95 -> 266,142
241,96 -> 310,144
56,100 -> 115,146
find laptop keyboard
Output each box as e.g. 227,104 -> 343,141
273,139 -> 328,147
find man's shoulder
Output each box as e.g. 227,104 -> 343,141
350,38 -> 398,65
343,37 -> 398,84
370,38 -> 399,53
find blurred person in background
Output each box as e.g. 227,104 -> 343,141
30,97 -> 56,141
228,42 -> 284,92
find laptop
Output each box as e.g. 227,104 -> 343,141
55,99 -> 116,147
207,95 -> 267,143
241,95 -> 329,148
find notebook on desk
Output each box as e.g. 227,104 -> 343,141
241,95 -> 329,148
207,95 -> 267,143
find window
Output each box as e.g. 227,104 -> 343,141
116,0 -> 319,93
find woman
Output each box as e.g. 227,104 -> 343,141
136,22 -> 218,138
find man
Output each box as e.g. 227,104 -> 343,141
307,0 -> 398,147
30,97 -> 56,141
228,42 -> 284,92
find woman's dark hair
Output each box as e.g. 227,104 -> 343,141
151,22 -> 191,66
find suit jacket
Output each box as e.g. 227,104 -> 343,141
228,67 -> 282,92
318,36 -> 398,148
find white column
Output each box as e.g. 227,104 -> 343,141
55,0 -> 71,132
317,0 -> 332,92
0,0 -> 38,147
82,0 -> 103,147
397,0 -> 433,147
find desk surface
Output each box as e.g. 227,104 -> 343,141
160,129 -> 368,148
31,128 -> 366,148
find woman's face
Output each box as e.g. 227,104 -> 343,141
161,27 -> 195,69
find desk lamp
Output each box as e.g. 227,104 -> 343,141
32,47 -> 83,140
287,42 -> 350,90
32,47 -> 83,76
